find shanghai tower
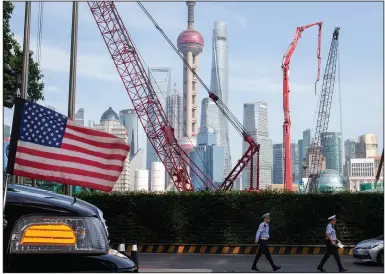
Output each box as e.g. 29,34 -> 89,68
210,21 -> 232,176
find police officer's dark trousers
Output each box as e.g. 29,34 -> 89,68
252,239 -> 276,268
318,240 -> 343,270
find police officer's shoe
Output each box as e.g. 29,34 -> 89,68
251,267 -> 260,271
317,266 -> 326,272
273,265 -> 281,271
339,268 -> 348,272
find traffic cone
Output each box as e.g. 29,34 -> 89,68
131,243 -> 139,268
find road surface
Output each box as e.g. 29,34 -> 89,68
138,253 -> 383,272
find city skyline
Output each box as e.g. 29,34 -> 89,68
3,1 -> 383,167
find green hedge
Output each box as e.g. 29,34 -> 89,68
77,191 -> 384,245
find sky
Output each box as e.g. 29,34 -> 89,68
4,1 -> 384,166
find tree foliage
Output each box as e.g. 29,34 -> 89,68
3,1 -> 44,107
77,191 -> 384,245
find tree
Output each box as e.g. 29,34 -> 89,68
3,1 -> 44,107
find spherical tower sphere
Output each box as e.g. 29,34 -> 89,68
178,136 -> 197,154
177,29 -> 204,56
314,169 -> 348,193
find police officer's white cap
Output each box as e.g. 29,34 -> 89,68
262,213 -> 270,219
328,215 -> 337,220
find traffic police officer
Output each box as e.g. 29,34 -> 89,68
251,213 -> 281,271
317,215 -> 347,272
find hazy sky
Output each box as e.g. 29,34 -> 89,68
4,1 -> 383,165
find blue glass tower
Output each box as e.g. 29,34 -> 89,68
190,126 -> 224,191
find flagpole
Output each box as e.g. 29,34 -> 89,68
4,174 -> 11,209
16,2 -> 32,186
65,1 -> 78,196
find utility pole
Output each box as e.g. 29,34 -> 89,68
65,1 -> 78,196
17,1 -> 31,186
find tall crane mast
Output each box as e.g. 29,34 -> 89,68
282,22 -> 322,191
306,27 -> 340,193
88,1 -> 219,192
136,2 -> 260,191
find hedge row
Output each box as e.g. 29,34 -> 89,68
77,191 -> 384,245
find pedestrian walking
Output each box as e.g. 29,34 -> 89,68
251,213 -> 281,272
317,215 -> 348,272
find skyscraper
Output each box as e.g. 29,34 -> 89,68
146,67 -> 171,181
357,134 -> 378,158
119,109 -> 147,168
242,102 -> 272,189
75,108 -> 84,126
273,144 -> 284,184
298,139 -> 304,177
200,97 -> 220,143
177,1 -> 204,154
344,139 -> 357,176
291,142 -> 300,182
166,85 -> 183,140
302,129 -> 311,157
189,126 -> 224,191
321,132 -> 343,173
210,21 -> 232,177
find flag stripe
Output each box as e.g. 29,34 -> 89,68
64,131 -> 129,151
15,158 -> 119,183
14,169 -> 113,192
62,138 -> 128,157
18,141 -> 124,167
66,120 -> 122,138
14,163 -> 115,188
66,127 -> 124,145
16,151 -> 122,177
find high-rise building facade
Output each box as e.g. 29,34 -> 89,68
242,102 -> 272,189
91,107 -> 130,192
146,67 -> 171,181
303,146 -> 326,177
291,142 -> 300,182
344,139 -> 357,176
177,1 -> 203,154
75,108 -> 84,126
357,134 -> 378,158
273,144 -> 284,184
210,21 -> 232,177
298,139 -> 304,177
321,132 -> 343,173
302,129 -> 311,158
200,97 -> 220,142
166,86 -> 183,140
189,126 -> 224,191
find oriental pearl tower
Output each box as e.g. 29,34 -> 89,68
177,1 -> 204,154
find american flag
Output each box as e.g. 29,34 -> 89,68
7,98 -> 130,192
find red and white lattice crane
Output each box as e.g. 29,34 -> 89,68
88,1 -> 260,191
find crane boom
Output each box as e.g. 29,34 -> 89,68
306,27 -> 340,193
137,2 -> 260,191
282,22 -> 322,191
88,1 -> 219,192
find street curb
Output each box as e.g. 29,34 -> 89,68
110,244 -> 355,256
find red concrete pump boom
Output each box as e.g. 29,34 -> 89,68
88,1 -> 219,192
282,22 -> 322,191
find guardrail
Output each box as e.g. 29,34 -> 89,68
110,244 -> 355,256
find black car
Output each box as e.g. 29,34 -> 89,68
3,184 -> 138,273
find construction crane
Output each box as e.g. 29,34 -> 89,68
306,27 -> 340,193
282,22 -> 322,191
374,149 -> 384,189
88,1 -> 259,192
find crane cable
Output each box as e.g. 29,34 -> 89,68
137,2 -> 246,137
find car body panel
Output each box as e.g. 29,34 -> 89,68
353,236 -> 384,263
